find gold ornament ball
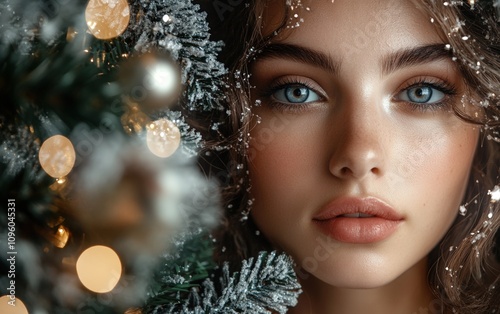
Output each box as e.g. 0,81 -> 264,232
38,135 -> 76,178
76,245 -> 122,293
146,118 -> 181,158
120,52 -> 182,113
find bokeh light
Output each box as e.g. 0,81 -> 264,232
143,60 -> 180,97
76,245 -> 122,293
489,185 -> 500,202
38,135 -> 76,178
0,295 -> 28,314
146,118 -> 181,158
85,0 -> 130,40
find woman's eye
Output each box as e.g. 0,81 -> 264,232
273,84 -> 321,104
397,85 -> 445,104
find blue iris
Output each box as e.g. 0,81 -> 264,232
273,85 -> 320,103
402,86 -> 445,104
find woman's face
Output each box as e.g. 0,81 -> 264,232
249,0 -> 479,288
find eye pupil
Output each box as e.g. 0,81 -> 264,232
293,88 -> 303,97
407,86 -> 432,103
285,86 -> 309,103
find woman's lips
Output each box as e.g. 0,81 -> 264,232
312,197 -> 404,243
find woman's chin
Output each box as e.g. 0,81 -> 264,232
306,270 -> 399,290
299,256 -> 428,291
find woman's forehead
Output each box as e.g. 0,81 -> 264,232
260,0 -> 445,50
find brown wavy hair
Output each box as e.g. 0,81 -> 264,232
416,1 -> 500,312
198,0 -> 500,312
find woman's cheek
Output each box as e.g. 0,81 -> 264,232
250,113 -> 322,185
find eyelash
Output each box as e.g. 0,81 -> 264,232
258,77 -> 458,113
395,77 -> 458,112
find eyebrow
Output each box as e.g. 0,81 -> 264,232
381,44 -> 453,75
254,43 -> 453,76
254,43 -> 341,75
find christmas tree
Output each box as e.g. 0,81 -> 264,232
0,0 -> 301,313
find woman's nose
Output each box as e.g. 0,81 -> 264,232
328,101 -> 386,181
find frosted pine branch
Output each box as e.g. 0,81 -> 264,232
123,0 -> 227,112
153,251 -> 302,314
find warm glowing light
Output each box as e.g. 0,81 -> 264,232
76,246 -> 122,293
49,177 -> 68,192
38,135 -> 76,178
0,295 -> 29,314
85,0 -> 130,40
66,27 -> 78,41
144,61 -> 179,96
121,103 -> 150,134
52,225 -> 70,248
146,118 -> 181,158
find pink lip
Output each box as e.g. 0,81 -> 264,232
313,197 -> 404,243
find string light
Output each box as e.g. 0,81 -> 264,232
76,246 -> 122,293
146,118 -> 181,158
0,295 -> 28,314
38,135 -> 76,178
85,0 -> 130,40
121,102 -> 150,134
51,225 -> 70,248
66,27 -> 78,41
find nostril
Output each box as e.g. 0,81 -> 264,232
340,167 -> 352,176
335,166 -> 381,179
330,149 -> 383,179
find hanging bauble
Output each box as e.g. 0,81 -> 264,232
119,52 -> 182,114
